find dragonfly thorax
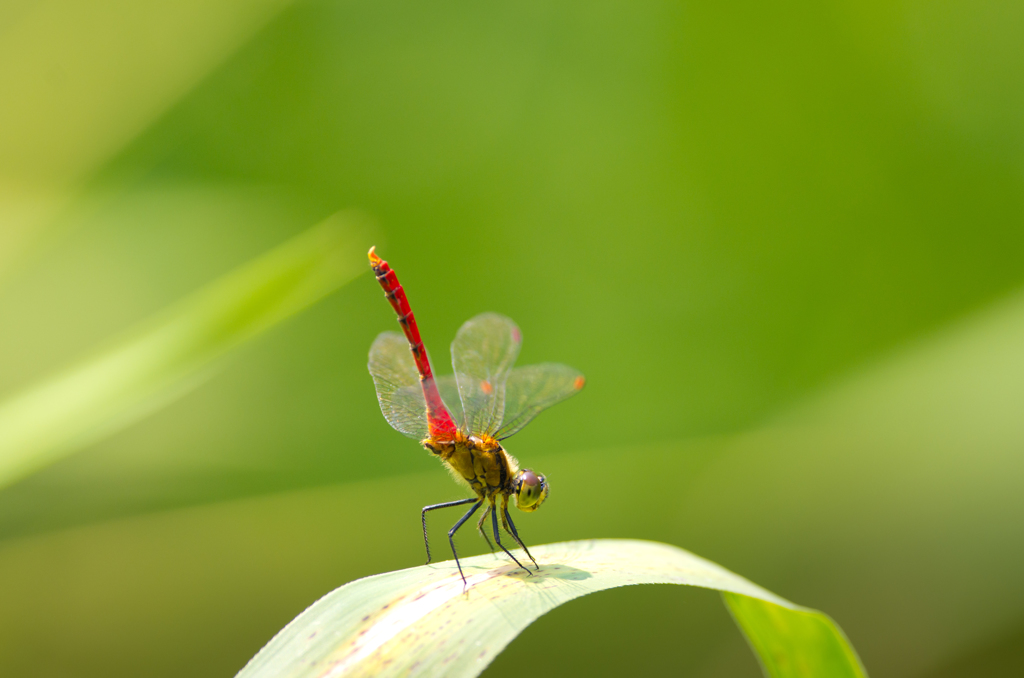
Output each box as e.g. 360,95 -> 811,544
423,433 -> 518,499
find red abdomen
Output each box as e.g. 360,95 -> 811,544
369,248 -> 458,439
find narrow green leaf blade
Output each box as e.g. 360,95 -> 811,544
237,539 -> 866,678
0,212 -> 369,489
725,592 -> 867,678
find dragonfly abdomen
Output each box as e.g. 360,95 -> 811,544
368,248 -> 458,439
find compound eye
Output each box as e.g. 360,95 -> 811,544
516,469 -> 547,510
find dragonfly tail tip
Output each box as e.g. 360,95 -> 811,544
368,246 -> 382,266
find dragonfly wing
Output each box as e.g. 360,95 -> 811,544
368,332 -> 429,439
450,313 -> 522,436
495,363 -> 585,440
434,375 -> 463,429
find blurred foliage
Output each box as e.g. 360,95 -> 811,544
0,214 -> 368,490
0,0 -> 1022,676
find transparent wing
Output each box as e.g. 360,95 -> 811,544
495,363 -> 585,440
368,332 -> 429,439
450,313 -> 522,436
434,375 -> 463,429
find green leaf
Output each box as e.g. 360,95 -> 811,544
724,593 -> 865,678
0,212 -> 370,490
236,539 -> 867,678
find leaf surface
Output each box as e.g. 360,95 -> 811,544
237,539 -> 866,678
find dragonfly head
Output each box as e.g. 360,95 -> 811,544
513,469 -> 549,512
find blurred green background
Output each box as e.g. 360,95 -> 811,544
1,0 -> 1023,676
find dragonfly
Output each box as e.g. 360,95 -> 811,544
367,247 -> 585,585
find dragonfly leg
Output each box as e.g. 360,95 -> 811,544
502,500 -> 540,570
421,498 -> 477,564
448,499 -> 484,586
476,504 -> 495,554
492,501 -> 532,576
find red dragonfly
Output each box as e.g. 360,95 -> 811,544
367,247 -> 585,584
